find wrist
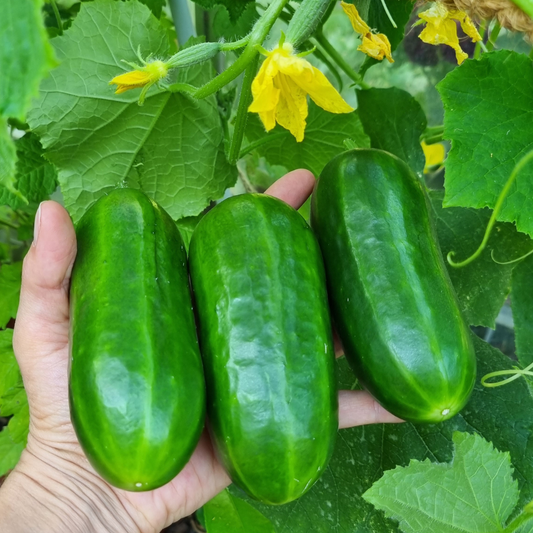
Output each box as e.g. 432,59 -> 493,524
0,440 -> 145,533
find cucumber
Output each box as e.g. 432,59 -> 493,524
189,194 -> 337,505
69,188 -> 205,491
311,149 -> 476,423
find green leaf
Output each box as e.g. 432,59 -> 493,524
204,488 -> 276,533
6,399 -> 29,444
0,0 -> 56,121
353,0 -> 414,50
0,262 -> 22,329
191,0 -> 255,22
245,103 -> 370,177
511,254 -> 533,371
211,3 -> 258,41
15,133 -> 58,203
430,190 -> 532,327
1,387 -> 28,418
139,0 -> 166,18
363,432 -> 519,533
239,336 -> 533,532
28,0 -> 236,223
0,118 -> 29,208
0,330 -> 22,401
437,51 -> 533,237
0,429 -> 25,477
356,87 -> 426,179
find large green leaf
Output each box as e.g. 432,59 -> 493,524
364,432 -> 520,533
203,488 -> 276,533
0,330 -> 21,401
191,0 -> 255,22
511,254 -> 533,371
0,119 -> 21,206
357,87 -> 426,179
0,0 -> 56,121
438,51 -> 533,237
430,190 -> 532,327
238,337 -> 533,532
0,430 -> 25,477
28,0 -> 236,223
245,103 -> 370,177
0,262 -> 22,329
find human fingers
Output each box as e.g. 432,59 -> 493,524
13,201 -> 76,419
265,169 -> 316,209
338,390 -> 404,429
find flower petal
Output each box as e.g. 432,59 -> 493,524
450,10 -> 482,43
359,33 -> 394,63
274,73 -> 308,142
341,1 -> 370,35
422,141 -> 446,173
419,15 -> 468,64
110,70 -> 152,88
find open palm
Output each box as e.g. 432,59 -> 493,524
8,170 -> 400,533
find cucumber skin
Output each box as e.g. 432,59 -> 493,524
311,149 -> 476,423
69,188 -> 205,491
189,194 -> 337,505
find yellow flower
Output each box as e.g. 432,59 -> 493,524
418,2 -> 482,65
422,141 -> 446,173
248,42 -> 354,143
341,2 -> 394,63
110,60 -> 168,104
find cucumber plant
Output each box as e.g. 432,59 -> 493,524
1,0 -> 533,531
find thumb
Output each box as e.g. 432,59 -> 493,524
13,201 -> 76,410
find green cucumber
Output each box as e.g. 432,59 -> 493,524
189,194 -> 337,505
311,149 -> 476,423
69,188 -> 205,491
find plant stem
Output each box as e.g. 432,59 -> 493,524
193,0 -> 290,100
240,132 -> 287,159
486,21 -> 502,52
314,29 -> 370,89
379,0 -> 397,28
50,0 -> 63,35
169,0 -> 196,46
229,55 -> 259,165
448,149 -> 533,268
421,125 -> 444,145
510,0 -> 533,19
474,19 -> 487,59
501,501 -> 533,532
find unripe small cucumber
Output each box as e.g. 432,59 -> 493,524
189,194 -> 337,505
69,188 -> 205,491
311,149 -> 476,423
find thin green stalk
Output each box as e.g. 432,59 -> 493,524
474,19 -> 487,59
486,21 -> 502,52
314,29 -> 370,89
501,501 -> 533,532
448,149 -> 533,268
510,0 -> 533,19
379,0 -> 397,28
193,0 -> 290,100
50,0 -> 63,35
239,132 -> 287,159
421,125 -> 444,145
169,0 -> 196,45
229,55 -> 259,165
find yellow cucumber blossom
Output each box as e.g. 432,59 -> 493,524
249,41 -> 354,143
110,59 -> 169,104
341,2 -> 394,63
418,2 -> 481,65
422,141 -> 446,173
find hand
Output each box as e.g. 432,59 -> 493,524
0,170 -> 401,533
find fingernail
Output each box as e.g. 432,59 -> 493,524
33,203 -> 42,247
